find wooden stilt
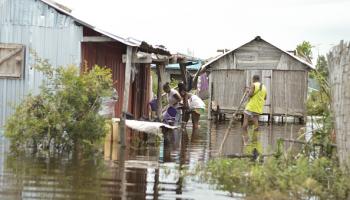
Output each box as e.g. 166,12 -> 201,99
281,116 -> 284,124
156,63 -> 165,121
120,46 -> 133,147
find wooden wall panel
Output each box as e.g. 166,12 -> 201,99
212,70 -> 245,110
0,43 -> 24,78
272,70 -> 307,116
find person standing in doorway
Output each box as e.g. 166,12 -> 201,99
242,75 -> 267,138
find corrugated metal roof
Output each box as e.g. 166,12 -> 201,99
166,62 -> 202,70
200,36 -> 315,72
39,0 -> 140,47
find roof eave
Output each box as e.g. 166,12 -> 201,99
199,36 -> 315,73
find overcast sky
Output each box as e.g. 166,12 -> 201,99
55,0 -> 350,60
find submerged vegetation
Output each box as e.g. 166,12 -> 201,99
5,54 -> 113,153
199,155 -> 350,199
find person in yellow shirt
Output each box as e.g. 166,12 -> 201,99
242,75 -> 267,135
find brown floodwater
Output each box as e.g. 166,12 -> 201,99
0,117 -> 308,200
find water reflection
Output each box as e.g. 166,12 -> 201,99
0,118 -> 306,199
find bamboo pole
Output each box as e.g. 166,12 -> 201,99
156,63 -> 165,120
218,91 -> 249,156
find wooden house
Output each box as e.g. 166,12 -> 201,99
198,36 -> 313,122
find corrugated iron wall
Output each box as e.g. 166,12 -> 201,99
81,39 -> 151,119
81,41 -> 126,117
130,64 -> 151,119
0,0 -> 83,128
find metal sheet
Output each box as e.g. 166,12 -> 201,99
0,0 -> 83,128
81,41 -> 151,119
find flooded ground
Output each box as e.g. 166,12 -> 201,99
0,117 -> 307,200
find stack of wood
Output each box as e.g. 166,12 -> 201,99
327,41 -> 350,167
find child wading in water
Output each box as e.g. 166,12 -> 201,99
178,87 -> 205,130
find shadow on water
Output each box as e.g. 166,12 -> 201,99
0,117 -> 307,200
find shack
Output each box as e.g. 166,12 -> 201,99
198,36 -> 313,122
0,0 -> 172,132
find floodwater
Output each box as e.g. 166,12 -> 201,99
0,117 -> 307,200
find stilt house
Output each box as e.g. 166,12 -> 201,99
199,36 -> 314,121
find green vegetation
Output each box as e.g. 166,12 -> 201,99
306,54 -> 334,157
199,155 -> 350,199
5,54 -> 113,153
307,55 -> 330,116
296,41 -> 313,60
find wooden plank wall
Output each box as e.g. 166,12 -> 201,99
209,39 -> 309,117
0,43 -> 24,78
272,70 -> 307,116
212,70 -> 245,111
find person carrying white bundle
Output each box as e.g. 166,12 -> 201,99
179,87 -> 205,130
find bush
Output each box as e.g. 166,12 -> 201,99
5,56 -> 113,153
199,156 -> 350,199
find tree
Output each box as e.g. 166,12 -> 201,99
315,55 -> 329,78
296,41 -> 313,61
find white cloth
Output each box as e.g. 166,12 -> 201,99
167,89 -> 180,108
125,120 -> 177,135
188,94 -> 205,110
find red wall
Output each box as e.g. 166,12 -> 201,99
81,27 -> 150,119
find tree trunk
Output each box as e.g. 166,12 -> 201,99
327,41 -> 350,167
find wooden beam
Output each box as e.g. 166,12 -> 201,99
179,63 -> 189,91
0,43 -> 23,49
82,36 -> 114,42
156,63 -> 165,120
119,46 -> 133,147
208,74 -> 213,120
0,48 -> 23,65
122,52 -> 153,64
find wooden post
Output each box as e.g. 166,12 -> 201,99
270,71 -> 274,124
156,63 -> 165,120
120,46 -> 133,147
327,41 -> 350,168
179,63 -> 187,88
208,73 -> 213,120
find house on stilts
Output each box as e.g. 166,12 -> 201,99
197,36 -> 314,123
